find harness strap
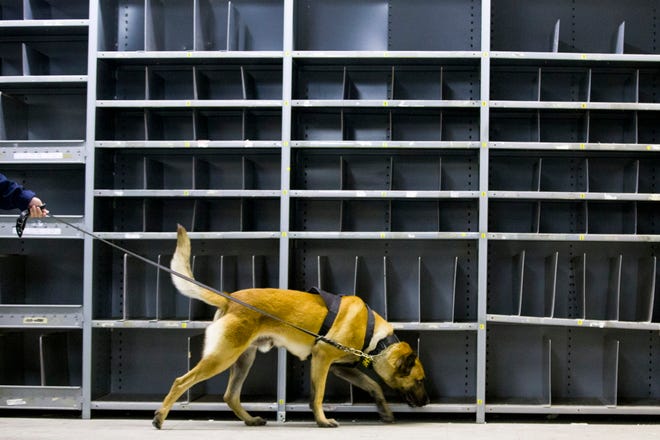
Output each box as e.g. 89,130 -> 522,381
309,287 -> 342,336
308,286 -> 375,352
364,306 -> 375,352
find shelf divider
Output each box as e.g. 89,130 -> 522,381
603,337 -> 620,407
551,20 -> 560,53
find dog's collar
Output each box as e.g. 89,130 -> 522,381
369,333 -> 400,356
360,333 -> 400,368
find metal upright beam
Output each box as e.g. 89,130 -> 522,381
476,0 -> 491,424
277,0 -> 294,423
81,0 -> 99,420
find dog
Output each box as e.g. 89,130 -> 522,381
152,225 -> 428,429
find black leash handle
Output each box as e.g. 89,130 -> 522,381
15,204 -> 44,238
15,208 -> 373,361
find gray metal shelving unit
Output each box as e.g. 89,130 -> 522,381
1,0 -> 658,423
0,0 -> 89,412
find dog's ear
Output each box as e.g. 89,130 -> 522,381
396,351 -> 417,376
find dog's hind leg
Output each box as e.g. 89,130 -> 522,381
224,345 -> 266,426
330,365 -> 394,423
153,318 -> 250,429
153,355 -> 227,429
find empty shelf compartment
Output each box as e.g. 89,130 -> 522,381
292,149 -> 478,191
490,110 -> 589,143
491,0 -> 659,54
96,109 -> 282,141
96,149 -> 281,190
2,164 -> 85,213
0,329 -> 82,387
291,239 -> 477,323
294,0 -> 480,51
488,241 -> 658,322
487,325 -> 660,408
94,197 -> 279,233
0,90 -> 85,141
292,198 -> 477,233
91,328 -> 279,405
293,108 -> 479,142
98,0 -> 283,51
92,239 -> 279,320
1,38 -> 87,76
0,239 -> 84,305
23,0 -> 88,20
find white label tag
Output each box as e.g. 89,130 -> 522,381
13,152 -> 64,160
6,399 -> 27,406
20,228 -> 62,236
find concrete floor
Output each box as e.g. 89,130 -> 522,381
1,416 -> 659,440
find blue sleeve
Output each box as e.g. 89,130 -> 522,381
0,173 -> 36,211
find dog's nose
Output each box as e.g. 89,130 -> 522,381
404,391 -> 429,407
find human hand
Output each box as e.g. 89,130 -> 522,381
28,197 -> 48,218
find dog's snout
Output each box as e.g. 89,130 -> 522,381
403,385 -> 430,407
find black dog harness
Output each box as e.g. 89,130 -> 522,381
308,287 -> 399,367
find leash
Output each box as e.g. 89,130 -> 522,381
15,207 -> 375,364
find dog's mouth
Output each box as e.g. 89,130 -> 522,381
402,390 -> 430,407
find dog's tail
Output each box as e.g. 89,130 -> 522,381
170,224 -> 229,311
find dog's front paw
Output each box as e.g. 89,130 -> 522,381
380,412 -> 395,424
316,418 -> 339,428
244,416 -> 267,426
152,411 -> 164,430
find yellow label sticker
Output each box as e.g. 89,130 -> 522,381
284,100 -> 289,106
382,141 -> 389,147
482,101 -> 487,107
647,145 -> 652,151
23,316 -> 47,324
581,103 -> 587,109
283,141 -> 289,147
577,319 -> 584,326
181,322 -> 188,328
380,232 -> 386,238
281,231 -> 287,237
381,191 -> 387,197
581,54 -> 587,60
184,141 -> 191,147
579,193 -> 586,199
481,233 -> 486,239
481,142 -> 488,148
477,399 -> 484,405
383,101 -> 389,107
481,192 -> 486,197
183,190 -> 190,196
579,234 -> 585,241
287,167 -> 291,172
186,52 -> 192,58
483,51 -> 489,57
579,143 -> 586,149
479,324 -> 485,330
282,190 -> 288,195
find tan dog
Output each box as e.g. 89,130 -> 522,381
152,225 -> 428,429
